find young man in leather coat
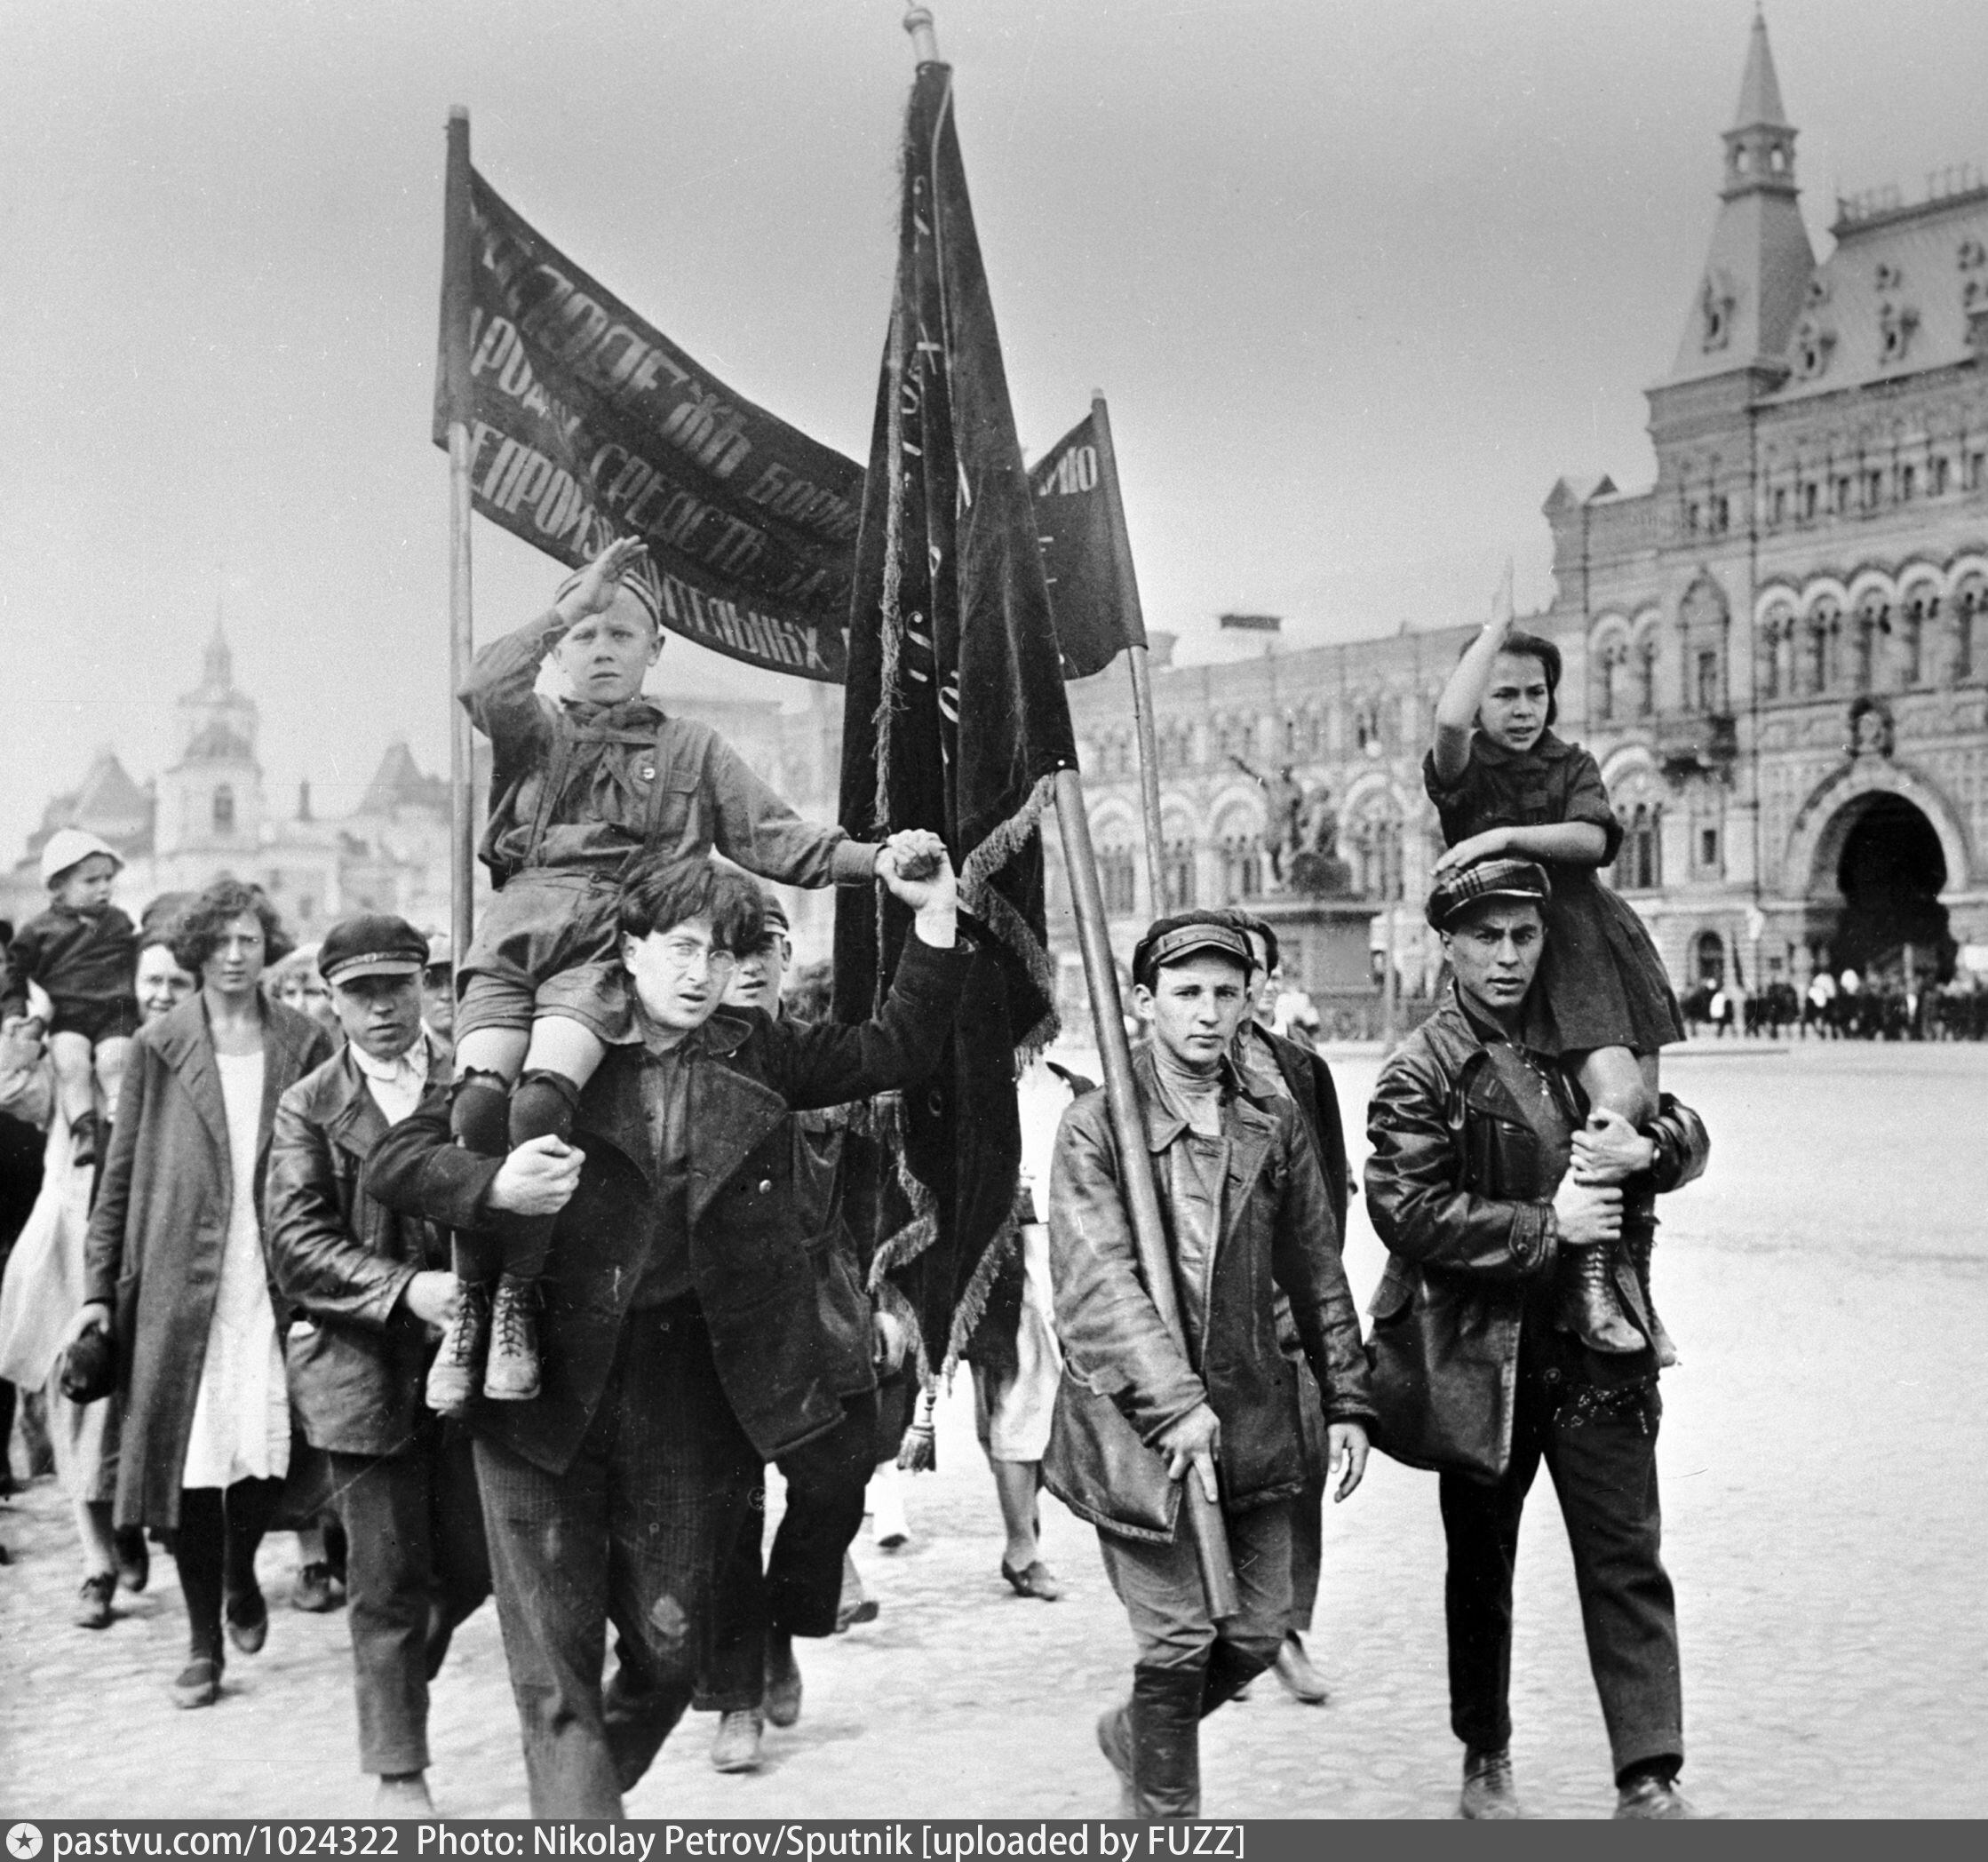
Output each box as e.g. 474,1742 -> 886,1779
1044,916 -> 1374,1819
1364,856 -> 1710,1820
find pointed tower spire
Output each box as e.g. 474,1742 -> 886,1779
203,617 -> 233,693
1722,7 -> 1796,200
1732,6 -> 1789,131
1660,8 -> 1814,389
204,567 -> 235,692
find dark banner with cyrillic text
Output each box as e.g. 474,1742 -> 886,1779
435,170 -> 863,681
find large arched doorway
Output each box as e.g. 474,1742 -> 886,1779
1827,792 -> 1954,981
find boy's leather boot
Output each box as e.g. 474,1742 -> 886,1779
483,1274 -> 543,1401
1555,1241 -> 1642,1354
1620,1182 -> 1677,1367
425,1279 -> 490,1416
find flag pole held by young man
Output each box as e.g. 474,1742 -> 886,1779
436,105 -> 477,960
885,2 -> 1237,1620
1053,768 -> 1241,1620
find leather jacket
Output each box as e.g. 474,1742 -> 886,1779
1364,988 -> 1709,1480
1043,1046 -> 1375,1543
363,935 -> 969,1475
265,1041 -> 454,1458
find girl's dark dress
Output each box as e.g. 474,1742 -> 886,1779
1424,730 -> 1685,1056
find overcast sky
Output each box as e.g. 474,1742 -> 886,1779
4,0 -> 1987,858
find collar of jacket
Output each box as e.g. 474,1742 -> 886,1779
147,988 -> 326,1158
626,1005 -> 754,1063
574,1006 -> 789,1221
316,1037 -> 451,1153
1419,984 -> 1573,1118
1468,727 -> 1571,769
1131,1041 -> 1279,1154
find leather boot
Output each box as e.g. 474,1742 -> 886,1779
1129,1662 -> 1205,1818
425,1280 -> 490,1416
1555,1239 -> 1642,1354
483,1275 -> 543,1401
1621,1184 -> 1677,1367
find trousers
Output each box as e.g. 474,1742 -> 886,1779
1439,1334 -> 1683,1778
473,1301 -> 761,1818
328,1427 -> 491,1777
1096,1499 -> 1292,1675
694,1390 -> 878,1712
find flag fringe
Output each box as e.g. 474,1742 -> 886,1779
959,768 -> 1062,1052
870,294 -> 911,842
939,1206 -> 1021,1380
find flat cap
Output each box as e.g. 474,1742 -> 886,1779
1132,916 -> 1254,989
1426,855 -> 1553,930
318,913 -> 430,986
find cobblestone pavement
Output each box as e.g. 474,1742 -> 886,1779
4,1040 -> 1984,1820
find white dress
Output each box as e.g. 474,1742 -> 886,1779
179,1049 -> 290,1491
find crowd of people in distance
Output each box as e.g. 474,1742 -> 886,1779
1,542 -> 1719,1822
1670,967 -> 1988,1041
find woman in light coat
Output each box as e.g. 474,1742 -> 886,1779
68,880 -> 333,1707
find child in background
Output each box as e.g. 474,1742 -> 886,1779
438,536 -> 899,1413
1427,572 -> 1686,1362
0,830 -> 139,1168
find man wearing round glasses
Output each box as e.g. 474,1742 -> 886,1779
364,832 -> 961,1817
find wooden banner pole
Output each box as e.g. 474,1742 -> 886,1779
1054,767 -> 1241,1621
441,107 -> 476,961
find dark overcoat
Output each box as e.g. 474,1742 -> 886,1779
362,935 -> 970,1476
265,1042 -> 453,1459
82,992 -> 336,1530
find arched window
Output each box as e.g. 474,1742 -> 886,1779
1851,593 -> 1888,694
1693,931 -> 1726,987
1802,600 -> 1840,696
1093,816 -> 1138,917
1756,606 -> 1793,700
1217,814 -> 1265,903
1347,796 -> 1404,901
1160,816 -> 1197,911
212,784 -> 235,834
1607,766 -> 1666,893
1897,585 -> 1937,687
1590,633 -> 1628,725
1632,631 -> 1658,718
1621,805 -> 1663,890
1952,577 -> 1984,683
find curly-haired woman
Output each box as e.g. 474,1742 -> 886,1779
66,879 -> 334,1707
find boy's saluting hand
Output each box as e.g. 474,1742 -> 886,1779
555,537 -> 652,626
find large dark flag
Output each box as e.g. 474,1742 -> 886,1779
834,61 -> 1078,1375
434,169 -> 863,681
1030,408 -> 1149,679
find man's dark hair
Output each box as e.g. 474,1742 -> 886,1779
170,878 -> 294,975
618,856 -> 764,952
1213,908 -> 1278,976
